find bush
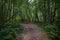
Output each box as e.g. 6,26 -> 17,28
42,24 -> 60,40
0,21 -> 24,40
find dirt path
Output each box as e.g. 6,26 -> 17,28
17,23 -> 49,40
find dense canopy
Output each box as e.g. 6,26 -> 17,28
0,0 -> 60,40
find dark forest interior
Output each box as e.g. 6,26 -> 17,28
0,0 -> 60,40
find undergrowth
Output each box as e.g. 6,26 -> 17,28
41,23 -> 60,40
0,21 -> 24,40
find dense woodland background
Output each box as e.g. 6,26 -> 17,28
0,0 -> 60,40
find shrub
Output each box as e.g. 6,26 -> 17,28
0,21 -> 24,40
42,24 -> 60,40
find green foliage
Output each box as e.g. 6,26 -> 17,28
0,0 -> 60,40
42,24 -> 60,40
0,21 -> 24,40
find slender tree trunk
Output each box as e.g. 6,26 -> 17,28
47,0 -> 51,23
53,0 -> 56,23
43,0 -> 47,23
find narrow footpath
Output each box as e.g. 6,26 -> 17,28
17,23 -> 49,40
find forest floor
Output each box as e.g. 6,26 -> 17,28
17,23 -> 49,40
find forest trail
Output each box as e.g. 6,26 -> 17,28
17,23 -> 49,40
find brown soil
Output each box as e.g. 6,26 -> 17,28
17,23 -> 49,40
